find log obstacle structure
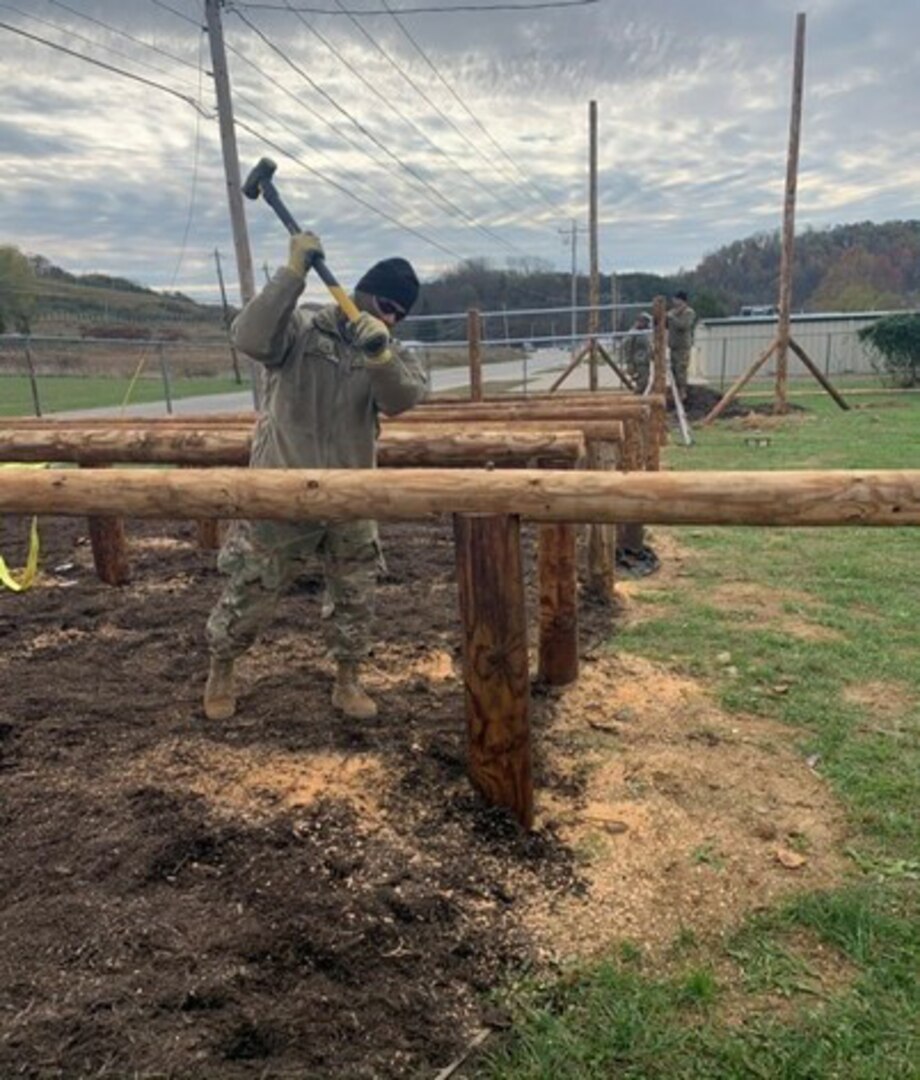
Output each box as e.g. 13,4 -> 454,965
0,428 -> 589,698
1,466 -> 918,830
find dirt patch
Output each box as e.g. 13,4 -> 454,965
0,514 -> 849,1076
708,582 -> 843,642
843,680 -> 919,734
522,653 -> 849,962
680,385 -> 808,424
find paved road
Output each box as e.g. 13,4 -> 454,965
57,347 -> 633,419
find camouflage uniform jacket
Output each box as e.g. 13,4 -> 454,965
232,267 -> 427,470
667,304 -> 696,352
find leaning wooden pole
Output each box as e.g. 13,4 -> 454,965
454,514 -> 533,828
775,11 -> 806,415
2,468 -> 918,526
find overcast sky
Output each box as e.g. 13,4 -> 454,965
1,0 -> 918,303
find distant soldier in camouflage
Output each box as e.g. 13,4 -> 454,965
667,290 -> 696,400
622,311 -> 652,391
204,232 -> 426,722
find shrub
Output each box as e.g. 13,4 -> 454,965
858,313 -> 920,387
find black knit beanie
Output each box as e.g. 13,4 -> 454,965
355,257 -> 420,313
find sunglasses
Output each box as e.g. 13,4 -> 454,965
375,297 -> 407,321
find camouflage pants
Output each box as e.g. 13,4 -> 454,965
670,349 -> 690,395
206,519 -> 378,663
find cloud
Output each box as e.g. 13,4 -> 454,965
0,0 -> 917,302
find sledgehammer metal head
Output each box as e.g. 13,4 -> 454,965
242,156 -> 301,236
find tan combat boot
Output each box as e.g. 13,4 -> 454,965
332,661 -> 377,720
204,657 -> 236,721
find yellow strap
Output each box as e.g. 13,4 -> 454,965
0,462 -> 48,592
0,515 -> 41,592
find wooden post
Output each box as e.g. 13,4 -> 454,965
156,344 -> 174,415
453,514 -> 532,829
23,338 -> 42,417
586,436 -> 615,601
81,464 -> 130,586
588,100 -> 599,392
468,308 -> 483,401
537,523 -> 578,686
775,12 -> 806,415
616,417 -> 645,555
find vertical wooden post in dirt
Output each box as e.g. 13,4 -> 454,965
775,11 -> 806,415
196,519 -> 222,551
82,465 -> 130,586
454,513 -> 533,829
586,438 -> 616,601
616,417 -> 645,556
537,523 -> 578,686
588,100 -> 600,392
468,308 -> 483,402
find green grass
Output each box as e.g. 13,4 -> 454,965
475,392 -> 920,1079
0,374 -> 249,416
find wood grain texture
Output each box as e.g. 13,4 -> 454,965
1,468 -> 917,526
537,523 -> 579,686
453,514 -> 532,829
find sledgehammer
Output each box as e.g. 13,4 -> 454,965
242,157 -> 366,330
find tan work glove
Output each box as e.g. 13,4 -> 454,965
286,231 -> 324,279
352,311 -> 391,365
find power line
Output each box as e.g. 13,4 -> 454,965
272,0 -> 528,224
233,1 -> 599,13
233,116 -> 465,259
230,7 -> 526,254
324,0 -> 552,219
381,0 -> 568,217
231,92 -> 473,254
0,1 -> 202,94
0,19 -> 213,116
147,0 -> 203,28
224,34 -> 488,250
47,0 -> 202,72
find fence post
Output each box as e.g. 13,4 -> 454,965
468,308 -> 483,401
825,332 -> 832,376
157,343 -> 174,415
23,336 -> 42,417
720,337 -> 728,391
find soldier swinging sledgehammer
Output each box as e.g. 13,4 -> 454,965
203,228 -> 427,722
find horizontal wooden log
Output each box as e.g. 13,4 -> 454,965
401,402 -> 653,422
0,468 -> 917,526
388,419 -> 624,443
0,429 -> 585,469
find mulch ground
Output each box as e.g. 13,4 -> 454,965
0,514 -> 611,1078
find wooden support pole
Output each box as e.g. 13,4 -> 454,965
400,402 -> 653,423
548,342 -> 591,394
588,100 -> 600,392
701,340 -> 779,426
3,468 -> 918,527
585,437 -> 616,601
537,523 -> 578,686
616,417 -> 646,556
775,12 -> 806,415
81,464 -> 130,586
595,341 -> 636,391
453,513 -> 532,828
468,308 -> 483,402
788,338 -> 850,412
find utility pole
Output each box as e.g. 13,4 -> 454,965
588,100 -> 599,391
213,248 -> 243,385
204,0 -> 259,403
558,219 -> 587,354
